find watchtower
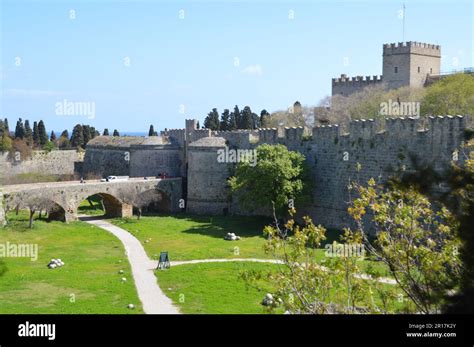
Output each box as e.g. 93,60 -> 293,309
382,41 -> 441,89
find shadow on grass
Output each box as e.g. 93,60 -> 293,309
120,212 -> 345,248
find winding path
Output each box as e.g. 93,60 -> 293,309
79,216 -> 180,314
80,216 -> 396,314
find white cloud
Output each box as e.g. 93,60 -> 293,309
241,64 -> 263,76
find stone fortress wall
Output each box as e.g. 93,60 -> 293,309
183,115 -> 472,230
0,150 -> 83,181
332,41 -> 441,96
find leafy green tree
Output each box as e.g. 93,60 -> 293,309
422,74 -> 474,116
242,209 -> 388,313
58,130 -> 70,149
103,128 -> 109,136
0,133 -> 12,152
70,124 -> 84,148
113,129 -> 120,137
229,144 -> 311,216
443,140 -> 474,313
348,177 -> 461,313
43,140 -> 55,152
38,120 -> 47,146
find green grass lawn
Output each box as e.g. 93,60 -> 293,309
156,261 -> 405,314
111,214 -> 274,261
0,212 -> 143,314
111,214 -> 391,276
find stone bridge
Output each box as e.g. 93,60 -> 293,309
1,178 -> 182,223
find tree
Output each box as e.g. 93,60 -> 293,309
70,124 -> 84,148
203,108 -> 220,130
220,109 -> 230,131
0,132 -> 12,152
82,125 -> 91,146
15,118 -> 25,139
113,129 -> 120,137
229,105 -> 239,130
240,106 -> 254,129
103,128 -> 109,136
24,120 -> 33,146
50,131 -> 57,142
422,74 -> 474,116
260,109 -> 270,128
32,121 -> 39,147
242,208 -> 389,313
348,177 -> 461,313
38,120 -> 47,147
148,125 -> 157,136
4,118 -> 9,134
229,144 -> 311,216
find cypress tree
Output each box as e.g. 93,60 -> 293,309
103,128 -> 109,136
38,120 -> 48,146
32,121 -> 39,146
50,131 -> 57,142
15,118 -> 25,139
113,129 -> 120,137
24,120 -> 33,146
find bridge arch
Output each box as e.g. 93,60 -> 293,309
76,191 -> 133,219
133,189 -> 171,217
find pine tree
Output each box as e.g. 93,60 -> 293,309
220,109 -> 230,131
4,118 -> 9,134
204,108 -> 220,130
38,120 -> 48,146
60,129 -> 69,139
15,118 -> 25,139
32,121 -> 39,146
103,128 -> 109,136
70,124 -> 84,148
113,129 -> 120,137
50,131 -> 57,142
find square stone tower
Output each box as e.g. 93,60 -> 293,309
382,41 -> 441,90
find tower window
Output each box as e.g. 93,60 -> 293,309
430,68 -> 433,74
394,67 -> 398,73
418,66 -> 421,73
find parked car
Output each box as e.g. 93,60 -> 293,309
100,175 -> 129,182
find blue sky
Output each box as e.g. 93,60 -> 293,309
0,0 -> 472,133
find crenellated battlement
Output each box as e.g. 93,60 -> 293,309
332,74 -> 383,84
284,127 -> 305,141
383,41 -> 441,57
311,115 -> 468,142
